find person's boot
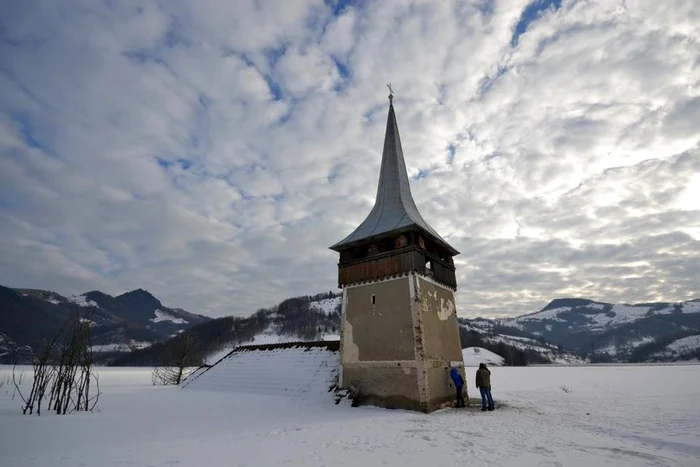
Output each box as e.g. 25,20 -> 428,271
488,406 -> 494,411
481,407 -> 487,411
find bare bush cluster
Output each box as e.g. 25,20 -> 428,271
152,333 -> 198,385
13,309 -> 101,415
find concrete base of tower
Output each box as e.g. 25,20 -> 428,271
340,360 -> 466,413
341,363 -> 423,411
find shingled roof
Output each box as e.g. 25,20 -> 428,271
330,98 -> 459,256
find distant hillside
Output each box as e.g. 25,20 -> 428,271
4,283 -> 696,366
112,292 -> 342,366
0,285 -> 210,363
495,298 -> 700,362
458,318 -> 585,365
115,292 -> 565,367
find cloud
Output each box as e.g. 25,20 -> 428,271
0,0 -> 698,318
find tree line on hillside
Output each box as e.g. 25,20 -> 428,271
113,289 -> 554,371
112,293 -> 341,367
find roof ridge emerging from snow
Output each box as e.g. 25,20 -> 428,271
180,340 -> 340,388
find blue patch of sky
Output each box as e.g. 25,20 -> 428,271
156,157 -> 172,169
264,75 -> 284,101
362,105 -> 385,124
162,15 -> 189,48
447,144 -> 456,164
261,44 -> 287,101
264,44 -> 288,68
332,56 -> 352,93
477,65 -> 508,98
327,167 -> 339,183
156,157 -> 192,171
122,49 -> 167,66
10,111 -> 43,149
511,0 -> 562,47
333,57 -> 350,79
413,169 -> 431,181
238,189 -> 255,201
474,0 -> 495,16
325,0 -> 358,16
238,52 -> 255,67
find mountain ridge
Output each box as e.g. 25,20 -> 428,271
2,284 -> 698,365
0,285 -> 211,363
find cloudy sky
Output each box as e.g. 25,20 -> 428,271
1,0 -> 698,318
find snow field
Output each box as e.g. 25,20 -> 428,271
1,364 -> 699,466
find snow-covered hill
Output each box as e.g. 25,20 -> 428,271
649,335 -> 700,362
462,347 -> 505,367
493,298 -> 700,362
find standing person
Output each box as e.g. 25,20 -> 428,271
475,363 -> 494,411
449,367 -> 466,408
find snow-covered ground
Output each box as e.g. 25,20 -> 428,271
1,364 -> 699,466
462,347 -> 505,366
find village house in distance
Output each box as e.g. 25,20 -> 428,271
330,88 -> 464,412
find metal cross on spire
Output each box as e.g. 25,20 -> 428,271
387,83 -> 394,104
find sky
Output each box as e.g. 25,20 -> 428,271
0,0 -> 698,318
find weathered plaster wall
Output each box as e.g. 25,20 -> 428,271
417,277 -> 463,362
343,277 -> 415,362
342,365 -> 421,411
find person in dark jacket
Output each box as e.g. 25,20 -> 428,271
475,363 -> 494,411
449,367 -> 466,408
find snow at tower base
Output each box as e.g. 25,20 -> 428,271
1,363 -> 699,467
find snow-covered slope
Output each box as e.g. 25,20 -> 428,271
647,334 -> 700,362
184,344 -> 339,402
309,296 -> 342,314
462,347 -> 505,366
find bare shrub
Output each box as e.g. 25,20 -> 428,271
14,308 -> 101,415
152,333 -> 198,385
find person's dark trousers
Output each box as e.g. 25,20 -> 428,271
479,387 -> 494,410
455,386 -> 465,407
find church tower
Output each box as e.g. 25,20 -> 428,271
330,91 -> 464,412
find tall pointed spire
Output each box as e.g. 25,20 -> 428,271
330,93 -> 458,255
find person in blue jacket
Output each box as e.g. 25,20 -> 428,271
449,367 -> 466,408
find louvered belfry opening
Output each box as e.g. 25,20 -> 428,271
330,98 -> 459,291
